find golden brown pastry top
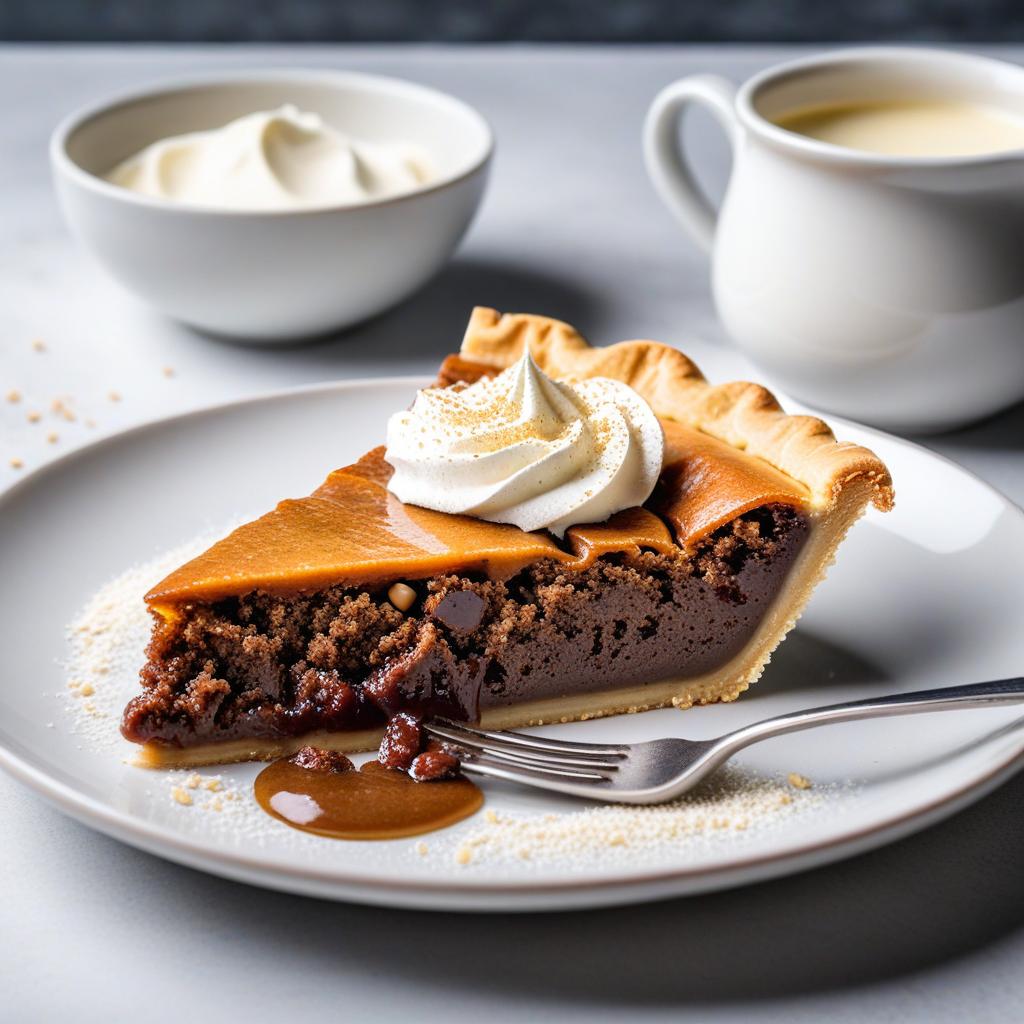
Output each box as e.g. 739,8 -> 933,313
146,423 -> 803,608
456,307 -> 894,515
146,308 -> 890,609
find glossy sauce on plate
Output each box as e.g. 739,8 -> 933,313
254,758 -> 483,840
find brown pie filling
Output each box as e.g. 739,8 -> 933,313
121,337 -> 869,766
122,436 -> 809,755
114,307 -> 895,776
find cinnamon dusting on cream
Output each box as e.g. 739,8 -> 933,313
385,350 -> 664,537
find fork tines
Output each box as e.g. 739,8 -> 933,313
425,718 -> 626,783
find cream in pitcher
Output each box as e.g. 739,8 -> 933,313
774,99 -> 1024,158
644,48 -> 1024,433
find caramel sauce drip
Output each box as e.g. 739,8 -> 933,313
146,361 -> 809,608
254,759 -> 483,840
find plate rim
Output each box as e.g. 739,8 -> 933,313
2,375 -> 1023,908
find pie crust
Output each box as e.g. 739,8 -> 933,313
129,309 -> 892,767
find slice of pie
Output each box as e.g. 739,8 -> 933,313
123,308 -> 893,768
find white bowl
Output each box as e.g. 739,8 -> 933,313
50,71 -> 492,342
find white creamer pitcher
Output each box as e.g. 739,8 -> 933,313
644,47 -> 1024,433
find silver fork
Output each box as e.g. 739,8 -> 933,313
425,678 -> 1024,804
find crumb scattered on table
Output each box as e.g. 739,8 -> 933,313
51,398 -> 76,422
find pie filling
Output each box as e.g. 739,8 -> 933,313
122,503 -> 808,751
120,311 -> 893,766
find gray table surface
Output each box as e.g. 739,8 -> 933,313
1,44 -> 1023,1024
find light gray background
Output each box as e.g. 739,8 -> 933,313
1,45 -> 1023,1023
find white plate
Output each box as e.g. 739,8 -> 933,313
1,378 -> 1022,912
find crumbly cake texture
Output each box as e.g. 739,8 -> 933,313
126,505 -> 807,767
126,310 -> 893,767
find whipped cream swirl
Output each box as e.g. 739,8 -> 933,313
105,105 -> 434,210
384,351 -> 664,538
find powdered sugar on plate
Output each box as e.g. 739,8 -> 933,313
61,533 -> 219,755
430,767 -> 831,869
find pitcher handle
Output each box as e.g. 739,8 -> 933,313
643,75 -> 740,253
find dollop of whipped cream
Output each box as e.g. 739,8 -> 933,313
104,105 -> 434,210
384,351 -> 665,538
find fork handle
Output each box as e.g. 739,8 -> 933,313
717,677 -> 1024,757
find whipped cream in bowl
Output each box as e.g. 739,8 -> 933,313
51,71 -> 492,340
105,104 -> 435,211
385,352 -> 665,538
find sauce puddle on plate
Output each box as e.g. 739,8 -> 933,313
254,758 -> 483,840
